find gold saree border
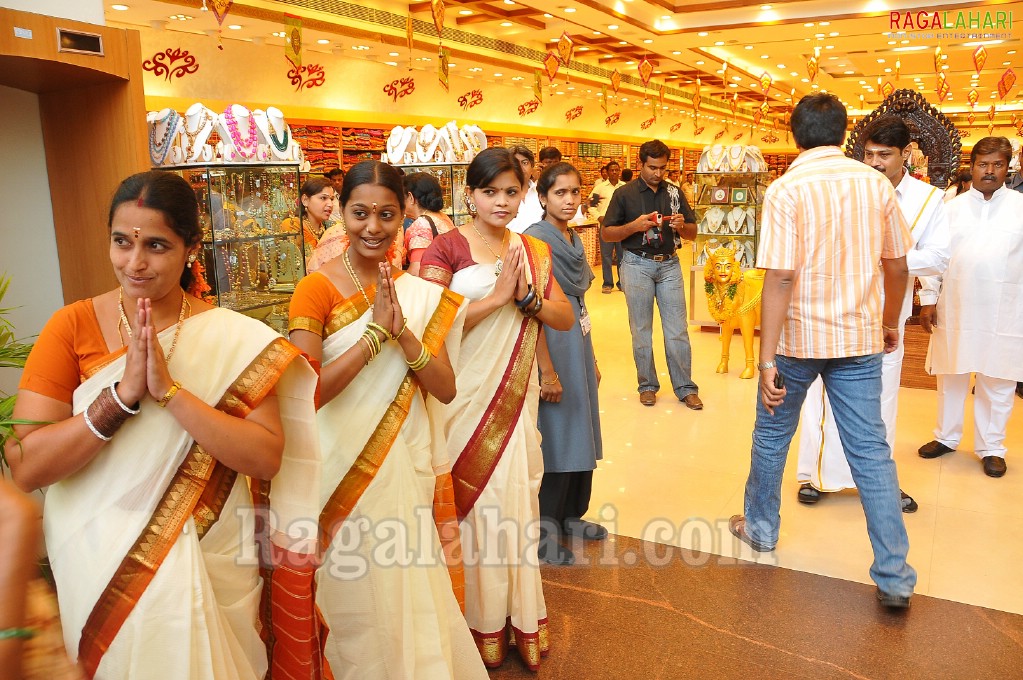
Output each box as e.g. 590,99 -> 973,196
289,315 -> 324,337
419,264 -> 453,288
318,288 -> 461,552
450,236 -> 551,519
77,338 -> 300,679
472,617 -> 550,671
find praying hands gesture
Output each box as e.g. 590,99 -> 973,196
373,262 -> 405,338
117,297 -> 178,406
493,240 -> 529,306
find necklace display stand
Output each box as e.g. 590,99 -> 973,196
148,108 -> 184,167
179,103 -> 216,163
386,126 -> 418,164
415,124 -> 442,163
217,104 -> 259,163
253,107 -> 298,162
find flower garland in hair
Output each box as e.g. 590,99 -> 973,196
188,256 -> 215,303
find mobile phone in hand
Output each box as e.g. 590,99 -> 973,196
773,372 -> 785,389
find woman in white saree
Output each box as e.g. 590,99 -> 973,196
419,148 -> 574,671
288,161 -> 487,680
9,171 -> 321,680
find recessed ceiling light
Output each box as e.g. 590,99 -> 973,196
564,7 -> 576,13
825,45 -> 833,49
593,31 -> 601,35
777,64 -> 785,68
459,10 -> 472,15
801,78 -> 809,82
544,13 -> 553,18
578,46 -> 588,51
1009,50 -> 1017,55
941,64 -> 949,69
1004,61 -> 1011,66
494,72 -> 503,76
901,39 -> 909,44
695,60 -> 704,65
815,33 -> 825,38
731,75 -> 741,81
804,22 -> 815,27
643,39 -> 653,44
111,4 -> 129,10
449,63 -> 457,67
626,61 -> 635,65
170,14 -> 194,20
505,0 -> 515,4
661,15 -> 671,20
829,32 -> 839,37
698,31 -> 708,37
608,24 -> 619,29
790,71 -> 798,76
883,67 -> 891,72
384,62 -> 398,67
761,55 -> 769,59
716,69 -> 724,74
745,45 -> 753,50
271,31 -> 286,37
501,21 -> 513,26
352,45 -> 370,50
619,41 -> 627,45
728,83 -> 738,88
844,70 -> 854,74
859,80 -> 866,84
819,21 -> 830,26
317,39 -> 330,44
672,51 -> 681,55
761,4 -> 772,9
389,52 -> 400,56
228,24 -> 242,30
715,41 -> 724,46
512,76 -> 523,80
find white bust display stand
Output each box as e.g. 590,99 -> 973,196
253,107 -> 300,162
216,104 -> 262,163
147,108 -> 184,166
178,102 -> 216,164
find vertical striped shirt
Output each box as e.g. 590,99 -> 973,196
757,146 -> 911,358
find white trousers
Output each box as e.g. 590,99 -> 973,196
935,372 -> 1016,459
796,342 -> 903,491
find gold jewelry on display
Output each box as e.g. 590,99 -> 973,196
540,371 -> 560,385
157,381 -> 182,408
406,343 -> 431,371
470,222 -> 508,275
343,250 -> 373,310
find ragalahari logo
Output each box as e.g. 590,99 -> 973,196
888,9 -> 1013,40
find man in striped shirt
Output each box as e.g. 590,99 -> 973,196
729,93 -> 918,608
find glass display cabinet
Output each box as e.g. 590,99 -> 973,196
394,162 -> 470,226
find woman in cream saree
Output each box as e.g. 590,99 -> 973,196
9,171 -> 320,680
419,148 -> 574,671
289,161 -> 486,680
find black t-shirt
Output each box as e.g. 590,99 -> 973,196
602,178 -> 697,256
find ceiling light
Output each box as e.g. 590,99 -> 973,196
801,78 -> 809,82
459,10 -> 473,15
825,45 -> 833,49
913,77 -> 921,82
777,64 -> 785,68
745,45 -> 753,50
111,4 -> 129,10
512,76 -> 523,80
619,41 -> 627,45
271,31 -> 286,37
494,72 -> 503,76
672,51 -> 681,55
578,46 -> 589,51
790,71 -> 798,77
228,24 -> 242,29
1004,61 -> 1012,66
732,75 -> 741,81
626,61 -> 635,65
716,69 -> 724,74
593,31 -> 601,35
941,64 -> 949,70
501,21 -> 513,27
901,39 -> 909,44
883,67 -> 891,72
695,60 -> 704,65
715,41 -> 724,46
728,83 -> 738,88
761,55 -> 769,59
876,58 -> 885,64
352,45 -> 370,50
1007,50 -> 1016,55
643,39 -> 653,44
829,32 -> 839,37
815,33 -> 825,38
317,39 -> 330,45
761,4 -> 772,9
608,24 -> 619,29
170,14 -> 194,20
804,22 -> 815,27
698,31 -> 708,37
819,21 -> 829,26
389,52 -> 400,56
564,7 -> 576,13
505,0 -> 515,4
448,63 -> 457,67
892,45 -> 930,52
859,80 -> 866,84
543,13 -> 553,17
844,70 -> 854,74
384,62 -> 398,67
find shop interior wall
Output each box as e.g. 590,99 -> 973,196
0,84 -> 64,395
0,0 -> 103,25
137,26 -> 787,151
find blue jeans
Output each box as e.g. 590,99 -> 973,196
744,353 -> 917,596
599,235 -> 623,288
618,250 -> 698,399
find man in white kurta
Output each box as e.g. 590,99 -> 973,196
796,117 -> 950,506
917,136 -> 1023,478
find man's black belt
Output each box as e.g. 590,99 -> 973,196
628,250 -> 676,262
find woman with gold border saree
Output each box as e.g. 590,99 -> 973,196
288,161 -> 487,679
8,172 -> 321,680
419,148 -> 574,671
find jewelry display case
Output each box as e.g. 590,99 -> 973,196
394,162 -> 470,226
160,163 -> 304,335
689,171 -> 769,326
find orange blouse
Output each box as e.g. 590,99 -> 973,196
19,300 -> 123,403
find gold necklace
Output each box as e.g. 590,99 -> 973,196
118,289 -> 190,360
342,250 -> 373,309
182,109 -> 212,158
705,144 -> 725,170
470,222 -> 508,276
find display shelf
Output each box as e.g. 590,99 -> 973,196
159,163 -> 305,335
395,162 -> 470,226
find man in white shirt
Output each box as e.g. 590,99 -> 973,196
589,161 -> 626,292
917,136 -> 1023,478
506,145 -> 541,233
796,117 -> 950,508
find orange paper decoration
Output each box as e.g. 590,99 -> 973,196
933,46 -> 942,73
968,89 -> 979,107
988,104 -> 996,122
973,45 -> 988,74
967,111 -> 976,125
557,32 -> 574,65
760,100 -> 770,116
753,110 -> 762,126
936,73 -> 949,100
611,69 -> 621,94
998,68 -> 1017,99
807,55 -> 818,83
881,81 -> 894,99
638,58 -> 653,86
760,72 -> 772,94
730,93 -> 738,118
543,51 -> 560,82
431,0 -> 445,37
533,69 -> 543,103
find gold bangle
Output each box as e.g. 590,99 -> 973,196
882,324 -> 900,333
366,321 -> 393,342
158,381 -> 182,408
406,343 -> 431,371
394,317 -> 409,341
362,329 -> 382,356
358,336 -> 373,364
540,371 -> 560,386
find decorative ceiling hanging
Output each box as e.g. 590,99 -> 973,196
968,89 -> 979,108
284,14 -> 302,67
406,13 -> 414,71
432,0 -> 445,87
967,111 -> 976,125
730,92 -> 738,122
692,77 -> 701,114
533,69 -> 543,103
638,58 -> 653,87
208,0 -> 233,50
543,50 -> 560,83
807,49 -> 818,84
760,72 -> 772,94
973,45 -> 988,75
611,69 -> 621,96
600,84 -> 608,112
438,47 -> 449,92
760,99 -> 770,117
895,59 -> 901,80
988,104 -> 997,122
881,81 -> 894,99
933,46 -> 942,74
998,68 -> 1017,99
557,32 -> 574,66
936,72 -> 950,101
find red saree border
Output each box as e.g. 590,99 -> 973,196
450,237 -> 551,520
77,338 -> 299,679
471,617 -> 550,671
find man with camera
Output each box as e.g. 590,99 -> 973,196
602,140 -> 701,409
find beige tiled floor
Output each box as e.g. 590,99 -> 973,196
584,265 -> 1023,615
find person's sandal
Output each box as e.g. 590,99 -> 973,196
797,483 -> 821,505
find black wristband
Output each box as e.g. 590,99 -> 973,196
515,284 -> 536,309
